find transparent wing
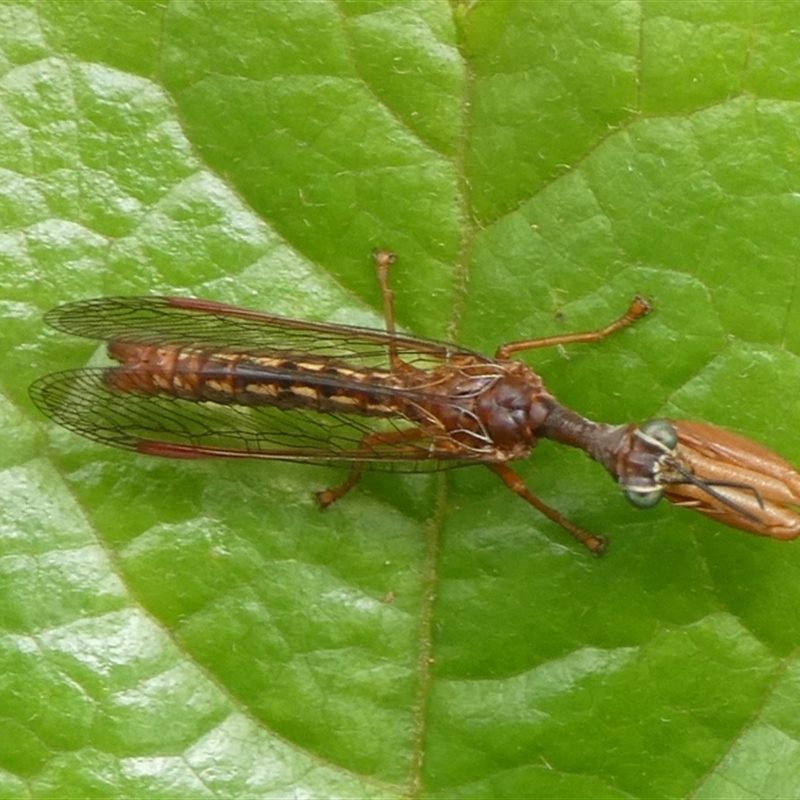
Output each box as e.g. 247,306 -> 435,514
30,368 -> 497,470
44,296 -> 480,370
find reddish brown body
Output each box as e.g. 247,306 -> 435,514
104,337 -> 553,463
30,252 -> 800,552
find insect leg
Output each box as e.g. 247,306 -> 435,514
495,296 -> 650,360
373,249 -> 407,370
316,463 -> 365,508
487,463 -> 606,554
316,427 -> 427,508
373,249 -> 398,334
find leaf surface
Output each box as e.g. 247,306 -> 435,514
3,2 -> 800,798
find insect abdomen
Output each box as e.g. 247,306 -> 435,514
105,342 -> 406,417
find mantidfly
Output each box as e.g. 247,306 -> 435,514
30,251 -> 800,553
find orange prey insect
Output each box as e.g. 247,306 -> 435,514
30,252 -> 800,553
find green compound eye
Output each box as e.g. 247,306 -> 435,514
640,419 -> 678,450
624,486 -> 663,509
622,420 -> 679,509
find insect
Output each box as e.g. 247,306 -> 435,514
30,251 -> 800,553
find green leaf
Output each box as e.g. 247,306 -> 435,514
4,1 -> 800,797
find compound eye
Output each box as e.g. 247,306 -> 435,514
641,419 -> 678,450
624,487 -> 664,509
